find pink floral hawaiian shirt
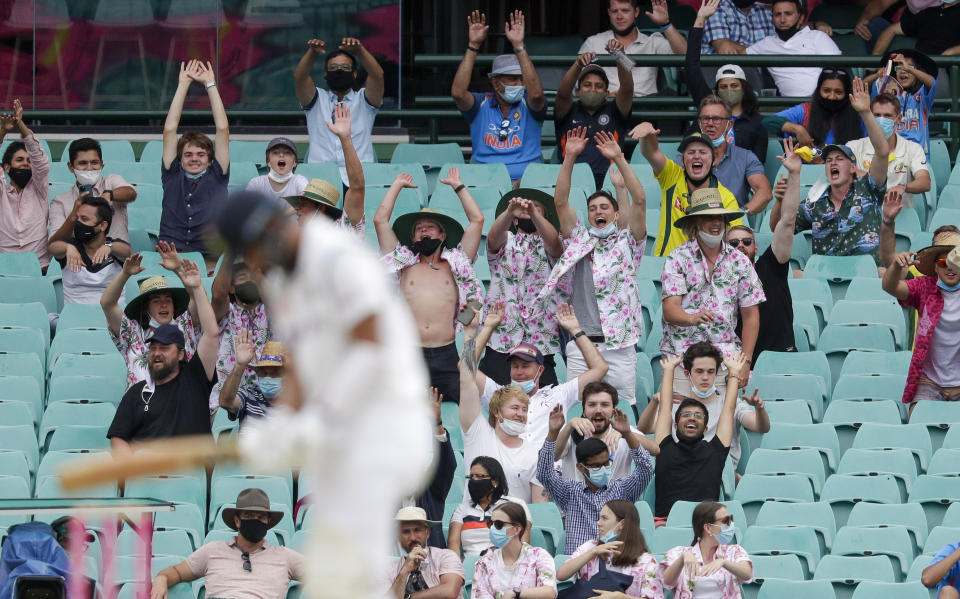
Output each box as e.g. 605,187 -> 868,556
571,540 -> 665,599
110,312 -> 199,388
660,239 -> 765,357
209,302 -> 272,410
485,231 -> 567,355
471,543 -> 557,599
534,222 -> 645,351
336,213 -> 364,237
662,543 -> 753,599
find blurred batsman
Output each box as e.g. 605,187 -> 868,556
212,191 -> 435,599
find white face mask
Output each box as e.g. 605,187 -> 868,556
268,169 -> 294,183
75,170 -> 101,186
499,418 -> 526,437
699,230 -> 724,248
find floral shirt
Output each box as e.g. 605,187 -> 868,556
382,243 -> 484,331
899,275 -> 946,404
534,222 -> 644,350
661,239 -> 765,358
209,302 -> 272,410
571,540 -> 665,599
662,543 -> 753,599
795,174 -> 885,265
471,543 -> 557,599
336,213 -> 365,238
485,231 -> 568,355
110,312 -> 199,388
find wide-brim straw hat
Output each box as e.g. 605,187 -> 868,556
123,275 -> 190,322
283,178 -> 342,219
392,208 -> 464,250
915,233 -> 960,276
495,188 -> 561,233
674,188 -> 744,229
251,341 -> 284,368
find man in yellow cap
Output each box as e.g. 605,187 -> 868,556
219,333 -> 285,433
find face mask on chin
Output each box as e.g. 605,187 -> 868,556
268,169 -> 294,183
699,230 -> 724,248
499,417 -> 526,437
775,25 -> 800,41
411,237 -> 443,257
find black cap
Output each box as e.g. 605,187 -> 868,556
147,323 -> 185,347
213,190 -> 288,255
679,132 -> 714,153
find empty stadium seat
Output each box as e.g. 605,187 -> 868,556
788,278 -> 833,327
928,207 -> 960,232
909,476 -> 960,529
152,502 -> 205,549
648,525 -> 693,555
46,425 -> 110,452
0,327 -> 46,366
124,474 -> 206,510
828,300 -> 907,350
49,353 -> 126,383
0,425 -> 40,472
519,162 -> 594,192
527,502 -> 565,558
35,474 -> 117,499
749,374 -> 824,421
804,255 -> 878,301
928,448 -> 960,476
910,403 -> 960,451
822,400 -> 903,454
853,423 -> 932,472
744,448 -> 825,496
0,252 -> 43,277
760,400 -> 814,425
831,375 -> 906,411
734,474 -> 815,525
793,301 -> 821,349
847,502 -> 928,553
837,448 -> 917,501
391,143 -> 463,169
633,500 -> 656,537
0,451 -> 32,488
116,528 -> 194,557
754,351 -> 831,399
47,376 -> 126,406
46,328 -> 118,370
755,501 -> 837,553
0,400 -> 35,430
209,475 -> 293,521
850,581 -> 930,599
922,525 -> 960,556
39,401 -> 116,448
944,503 -> 960,527
839,351 -> 911,378
760,423 -> 841,473
742,525 -> 821,577
57,303 -> 108,331
36,450 -> 106,482
439,163 -> 511,195
814,555 -> 897,599
757,579 -> 836,599
820,474 -> 901,527
750,553 -> 806,585
818,325 -> 897,387
832,525 -> 914,579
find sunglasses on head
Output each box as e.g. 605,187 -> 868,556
728,238 -> 754,248
822,68 -> 848,77
489,519 -> 515,530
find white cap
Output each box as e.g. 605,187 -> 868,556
715,64 -> 747,83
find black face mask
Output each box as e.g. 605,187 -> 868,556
816,95 -> 847,113
775,25 -> 800,41
239,518 -> 269,544
8,167 -> 31,189
324,70 -> 355,92
732,0 -> 755,8
73,220 -> 101,244
612,18 -> 637,37
234,281 -> 261,305
411,237 -> 443,256
515,218 -> 537,234
467,478 -> 495,504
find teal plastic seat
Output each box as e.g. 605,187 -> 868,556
906,555 -> 932,584
843,277 -> 888,301
742,525 -> 821,577
0,425 -> 40,472
758,398 -> 813,424
928,207 -> 960,232
633,500 -> 656,537
124,475 -> 206,510
665,500 -> 747,540
788,277 -> 833,327
839,351 -> 911,378
910,403 -> 960,451
851,581 -> 930,599
744,448 -> 825,496
528,502 -> 565,557
755,501 -> 837,553
754,351 -> 831,400
152,502 -> 205,549
831,375 -> 906,405
35,474 -> 117,498
760,423 -> 841,473
853,423 -> 932,472
847,502 -> 928,553
47,375 -> 126,406
749,374 -> 824,421
928,448 -> 960,476
750,553 -> 805,584
520,162 -> 595,193
439,163 -> 511,195
293,162 -> 342,191
0,400 -> 35,429
828,300 -> 907,350
818,325 -> 897,388
36,450 -> 106,482
127,206 -> 162,233
49,353 -> 126,382
944,502 -> 960,527
734,474 -> 815,526
47,328 -> 118,370
804,255 -> 878,301
117,528 -> 194,557
837,448 -> 917,500
0,451 -> 32,487
57,303 -> 108,331
648,525 -> 694,555
923,526 -> 960,556
793,301 -> 821,349
832,525 -> 915,579
757,579 -> 836,599
822,401 -> 902,455
47,425 -> 110,452
60,141 -> 135,164
225,141 -> 269,165
39,401 -> 116,448
0,252 -> 43,277
362,163 -> 429,205
600,164 -> 659,198
0,327 -> 46,366
0,476 -> 31,500
820,474 -> 901,527
112,162 -> 159,187
944,427 -> 960,450
814,555 -> 897,599
0,375 -> 42,422
909,476 -> 960,529
391,143 -> 464,169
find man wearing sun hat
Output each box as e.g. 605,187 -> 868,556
661,187 -> 766,390
376,168 -> 484,404
151,488 -> 304,599
385,506 -> 464,599
883,233 -> 960,410
451,9 -> 546,184
220,336 -> 285,433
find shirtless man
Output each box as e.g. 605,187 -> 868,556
375,168 -> 484,403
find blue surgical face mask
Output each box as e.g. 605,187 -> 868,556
259,376 -> 282,399
600,526 -> 620,544
500,85 -> 525,104
875,116 -> 896,138
589,222 -> 618,239
511,378 -> 537,394
585,464 -> 612,488
938,279 -> 960,292
710,133 -> 726,148
713,523 -> 736,545
690,384 -> 717,400
148,317 -> 162,329
489,525 -> 513,548
184,168 -> 208,180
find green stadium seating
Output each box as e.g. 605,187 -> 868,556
840,351 -> 911,378
519,162 -> 594,193
832,525 -> 915,579
788,278 -> 833,328
35,474 -> 117,498
39,401 -> 116,448
391,143 -> 463,169
734,474 -> 816,525
749,374 -> 824,421
814,555 -> 897,599
439,163 -> 511,195
930,139 -> 950,195
57,303 -> 108,331
47,328 -> 118,370
152,501 -> 205,549
648,525 -> 693,555
600,164 -> 659,198
750,553 -> 806,587
209,475 -> 293,521
0,476 -> 32,502
818,325 -> 897,387
226,141 -> 269,165
944,502 -> 960,527
0,302 -> 48,348
820,474 -> 901,527
793,323 -> 810,352
47,375 -> 126,406
793,301 -> 821,349
127,205 -> 162,234
910,404 -> 960,451
754,351 -> 831,399
0,376 -> 43,422
363,162 -> 429,204
829,300 -> 907,350
0,451 -> 32,488
851,581 -> 930,599
761,401 -> 814,424
124,474 -> 206,510
837,448 -> 917,501
823,400 -> 903,455
909,477 -> 960,529
0,356 -> 45,397
0,401 -> 36,430
294,162 -> 343,190
928,207 -> 960,233
36,450 -> 106,482
760,423 -> 841,473
755,500 -> 837,553
528,502 -> 565,557
905,555 -> 930,585
117,528 -> 194,557
742,525 -> 821,577
113,162 -> 160,186
49,352 -> 126,383
633,500 -> 656,537
923,526 -> 960,556
0,425 -> 40,472
0,327 -> 46,367
744,449 -> 825,496
943,427 -> 960,450
0,252 -> 43,277
853,423 -> 932,472
928,448 -> 960,476
804,255 -> 878,301
847,502 -> 928,554
46,425 -> 110,452
831,375 -> 906,405
757,579 -> 836,599
61,141 -> 136,164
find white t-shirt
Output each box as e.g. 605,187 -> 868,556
451,496 -> 533,557
303,87 -> 378,184
61,251 -> 124,305
480,377 -> 582,447
578,29 -> 672,97
846,135 -> 928,209
462,418 -> 542,503
923,289 -> 960,386
670,395 -> 754,466
245,174 -> 309,202
558,427 -> 639,484
746,27 -> 840,97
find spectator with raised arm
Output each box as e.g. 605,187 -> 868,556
630,124 -> 743,257
480,190 -> 564,386
762,69 -> 864,152
864,50 -> 937,159
218,331 -> 283,434
50,137 -> 137,246
533,128 -> 647,405
160,60 -> 229,271
451,10 -> 546,184
578,0 -> 686,97
244,137 -> 307,202
0,99 -> 51,269
294,35 -> 383,183
376,169 -> 483,403
416,387 -> 457,549
871,4 -> 960,57
687,0 -> 767,164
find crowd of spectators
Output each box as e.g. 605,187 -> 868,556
2,1 -> 960,597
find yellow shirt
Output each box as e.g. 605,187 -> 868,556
652,159 -> 744,257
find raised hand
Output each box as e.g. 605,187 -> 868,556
850,77 -> 871,113
894,250 -> 917,269
65,245 -> 84,273
325,103 -> 352,138
568,417 -> 595,438
556,302 -> 582,334
339,37 -> 364,52
742,388 -> 764,410
645,0 -> 671,25
12,98 -> 22,124
122,253 -> 146,276
722,351 -> 748,380
507,197 -> 532,218
548,403 -> 565,434
628,122 -> 660,140
660,354 -> 683,372
594,131 -> 623,161
605,39 -> 625,55
439,167 -> 462,188
156,240 -> 182,272
90,244 -> 111,266
883,187 -> 905,217
485,300 -> 506,328
697,0 -> 722,22
429,386 -> 443,423
504,10 -> 526,48
392,173 -> 418,189
467,10 -> 489,46
609,166 -> 626,190
177,61 -> 195,85
564,126 -> 589,158
611,407 -> 631,435
235,328 -> 255,367
195,61 -> 216,86
576,53 -> 596,68
777,137 -> 803,174
0,112 -> 16,133
306,39 -> 326,54
179,258 -> 202,290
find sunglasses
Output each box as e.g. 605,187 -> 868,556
499,119 -> 511,141
937,257 -> 950,268
489,520 -> 516,530
241,551 -> 252,572
679,410 -> 706,420
698,116 -> 728,124
326,64 -> 353,72
712,515 -> 734,526
728,238 -> 754,248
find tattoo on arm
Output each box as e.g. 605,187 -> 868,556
462,338 -> 478,373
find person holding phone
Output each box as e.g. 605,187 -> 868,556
376,168 -> 484,404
